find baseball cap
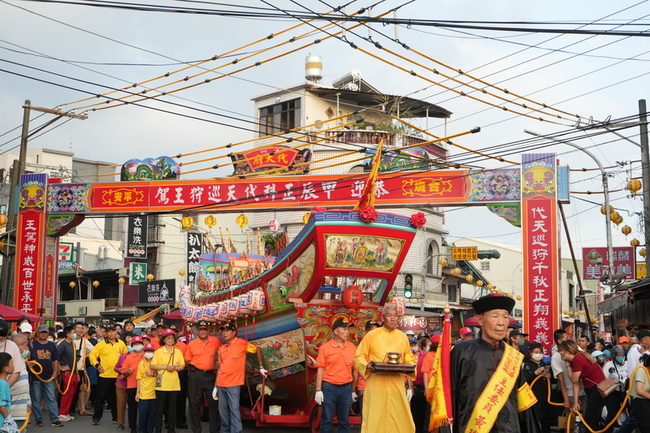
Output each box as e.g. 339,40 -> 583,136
510,329 -> 529,338
618,336 -> 630,344
364,320 -> 379,331
105,324 -> 116,331
220,323 -> 237,331
170,325 -> 178,331
143,343 -> 155,352
37,324 -> 49,333
196,320 -> 209,330
332,318 -> 353,330
431,333 -> 441,343
637,329 -> 650,340
19,322 -> 33,333
156,322 -> 165,329
124,320 -> 134,325
409,337 -> 418,344
131,336 -> 143,344
459,327 -> 474,336
161,328 -> 175,338
141,334 -> 151,341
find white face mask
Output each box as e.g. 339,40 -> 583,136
132,344 -> 143,352
144,352 -> 154,360
531,353 -> 544,362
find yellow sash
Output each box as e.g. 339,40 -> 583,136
464,343 -> 524,433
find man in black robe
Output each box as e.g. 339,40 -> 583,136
451,294 -> 538,433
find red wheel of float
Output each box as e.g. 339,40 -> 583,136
309,405 -> 322,433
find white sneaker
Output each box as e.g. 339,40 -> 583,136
59,415 -> 73,422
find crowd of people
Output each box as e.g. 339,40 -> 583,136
316,295 -> 650,433
0,317 -> 266,433
0,301 -> 649,433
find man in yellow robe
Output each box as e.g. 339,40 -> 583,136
354,304 -> 416,433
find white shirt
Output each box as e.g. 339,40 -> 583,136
602,360 -> 628,390
74,337 -> 94,371
1,338 -> 26,374
626,344 -> 648,378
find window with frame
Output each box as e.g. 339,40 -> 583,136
447,284 -> 457,303
426,241 -> 440,275
259,98 -> 301,135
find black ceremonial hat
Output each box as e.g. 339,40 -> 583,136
472,294 -> 515,315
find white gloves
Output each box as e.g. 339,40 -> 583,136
259,368 -> 268,377
314,390 -> 324,405
351,392 -> 358,402
212,387 -> 218,400
406,388 -> 413,402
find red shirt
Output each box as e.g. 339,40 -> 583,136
572,352 -> 605,388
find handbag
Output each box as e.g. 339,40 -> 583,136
596,377 -> 618,398
1,415 -> 20,433
557,408 -> 574,430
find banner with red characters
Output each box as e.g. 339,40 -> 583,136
522,154 -> 560,351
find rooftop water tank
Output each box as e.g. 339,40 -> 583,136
305,54 -> 323,82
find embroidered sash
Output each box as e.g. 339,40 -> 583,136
464,343 -> 523,433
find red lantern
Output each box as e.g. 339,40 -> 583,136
342,286 -> 364,310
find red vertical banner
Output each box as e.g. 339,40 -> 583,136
14,173 -> 48,316
43,236 -> 59,322
521,155 -> 560,351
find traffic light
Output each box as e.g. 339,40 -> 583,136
404,274 -> 413,299
477,249 -> 501,259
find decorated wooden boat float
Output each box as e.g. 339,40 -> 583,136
180,209 -> 421,428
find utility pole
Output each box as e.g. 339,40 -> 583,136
639,100 -> 650,272
0,100 -> 87,305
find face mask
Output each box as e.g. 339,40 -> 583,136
127,346 -> 133,353
72,333 -> 78,340
132,345 -> 143,352
615,357 -> 625,364
21,350 -> 29,359
47,337 -> 54,342
517,339 -> 525,346
144,352 -> 154,360
531,353 -> 544,362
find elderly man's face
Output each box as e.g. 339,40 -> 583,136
383,311 -> 400,331
477,309 -> 510,344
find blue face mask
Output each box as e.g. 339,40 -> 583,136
127,346 -> 133,353
615,357 -> 625,364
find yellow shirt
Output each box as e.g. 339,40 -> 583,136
89,339 -> 128,378
136,359 -> 156,400
151,347 -> 185,391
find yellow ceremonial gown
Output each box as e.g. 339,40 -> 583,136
354,327 -> 416,433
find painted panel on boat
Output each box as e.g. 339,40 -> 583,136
252,328 -> 305,372
266,243 -> 316,310
323,234 -> 405,272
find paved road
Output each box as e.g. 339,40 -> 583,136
26,410 -> 360,433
